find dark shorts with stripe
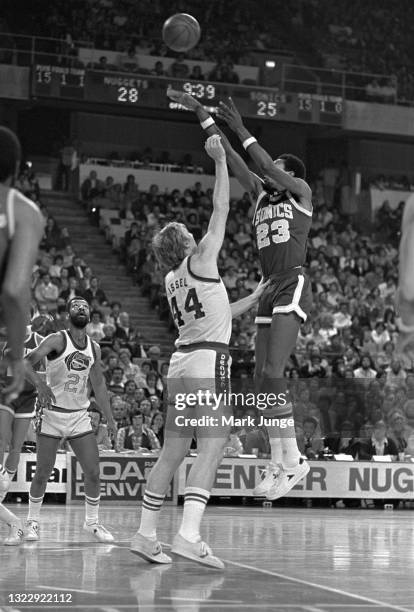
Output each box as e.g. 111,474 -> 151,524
165,342 -> 232,439
0,383 -> 37,419
255,267 -> 312,325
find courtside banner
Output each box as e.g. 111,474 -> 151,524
67,453 -> 177,504
179,458 -> 414,499
7,453 -> 67,494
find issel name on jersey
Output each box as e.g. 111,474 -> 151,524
47,330 -> 96,410
253,188 -> 312,278
165,255 -> 232,348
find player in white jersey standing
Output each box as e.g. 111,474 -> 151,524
23,297 -> 117,542
130,135 -> 267,569
0,126 -> 44,545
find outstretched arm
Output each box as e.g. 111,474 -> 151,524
230,279 -> 269,318
167,88 -> 261,200
218,98 -> 312,200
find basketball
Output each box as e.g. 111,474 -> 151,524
162,13 -> 201,52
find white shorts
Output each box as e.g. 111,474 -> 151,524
38,407 -> 92,440
167,343 -> 231,398
166,343 -> 232,439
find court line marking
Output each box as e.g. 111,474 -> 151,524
37,584 -> 98,595
223,560 -> 414,612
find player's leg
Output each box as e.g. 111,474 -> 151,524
131,431 -> 191,563
259,312 -> 309,499
171,423 -> 228,569
25,434 -> 61,541
398,194 -> 414,310
0,408 -> 24,544
69,432 -> 113,543
5,416 -> 32,474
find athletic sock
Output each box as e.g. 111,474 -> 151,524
0,465 -> 11,502
281,429 -> 302,468
0,503 -> 19,526
85,495 -> 100,525
28,494 -> 44,521
178,487 -> 210,543
269,438 -> 283,465
138,490 -> 165,539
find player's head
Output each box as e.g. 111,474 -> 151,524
152,222 -> 196,271
274,154 -> 306,180
67,296 -> 90,328
0,126 -> 21,184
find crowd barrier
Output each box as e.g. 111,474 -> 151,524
8,454 -> 414,502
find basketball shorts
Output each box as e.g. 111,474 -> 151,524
0,388 -> 37,419
166,342 -> 233,439
255,267 -> 312,325
37,406 -> 93,440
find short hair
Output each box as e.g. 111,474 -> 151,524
0,127 -> 21,182
152,222 -> 189,270
277,153 -> 306,180
66,296 -> 88,312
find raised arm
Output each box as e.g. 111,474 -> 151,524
230,279 -> 269,318
191,136 -> 229,275
218,98 -> 312,201
167,88 -> 261,201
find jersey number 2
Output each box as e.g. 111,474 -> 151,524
64,373 -> 88,395
257,219 -> 290,249
171,288 -> 205,328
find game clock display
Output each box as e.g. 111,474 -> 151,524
32,64 -> 343,126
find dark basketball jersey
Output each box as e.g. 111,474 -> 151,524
3,329 -> 44,392
253,188 -> 312,278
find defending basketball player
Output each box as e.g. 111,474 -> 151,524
0,126 -> 44,545
396,193 -> 414,361
130,135 -> 267,569
167,89 -> 311,499
23,297 -> 116,543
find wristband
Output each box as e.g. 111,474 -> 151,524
242,137 -> 257,150
200,117 -> 215,129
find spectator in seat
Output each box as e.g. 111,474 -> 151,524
116,411 -> 160,452
353,355 -> 377,384
99,324 -> 116,350
81,170 -> 103,202
144,372 -> 162,399
115,311 -> 133,342
89,406 -> 112,451
151,60 -> 166,76
60,276 -> 83,302
66,255 -> 86,281
298,417 -> 324,459
357,420 -> 398,460
332,301 -> 352,330
118,348 -> 141,380
42,216 -> 61,250
111,396 -> 129,430
189,64 -> 205,80
120,46 -> 140,72
371,321 -> 391,350
84,276 -> 107,305
108,366 -> 126,395
34,272 -> 59,312
324,420 -> 357,456
388,411 -> 414,456
150,412 -> 165,447
385,359 -> 407,389
169,54 -> 189,78
86,310 -> 105,342
49,254 -> 64,280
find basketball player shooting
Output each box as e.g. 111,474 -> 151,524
22,297 -> 116,543
130,135 -> 268,569
167,88 -> 311,499
0,126 -> 44,545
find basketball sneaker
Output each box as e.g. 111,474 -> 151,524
24,519 -> 40,541
266,458 -> 310,500
4,523 -> 24,546
130,532 -> 172,564
171,533 -> 224,569
253,462 -> 283,496
83,521 -> 114,543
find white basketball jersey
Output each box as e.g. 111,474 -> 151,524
47,330 -> 96,411
165,255 -> 232,348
